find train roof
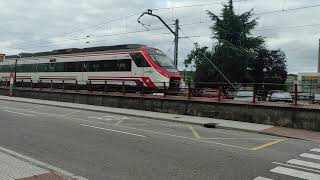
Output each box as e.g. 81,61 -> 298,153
6,44 -> 145,59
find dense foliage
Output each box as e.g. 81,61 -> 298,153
185,0 -> 287,85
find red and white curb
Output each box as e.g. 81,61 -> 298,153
0,146 -> 87,180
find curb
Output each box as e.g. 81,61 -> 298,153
0,146 -> 88,180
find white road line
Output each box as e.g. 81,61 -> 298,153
253,176 -> 273,180
80,124 -> 146,138
272,162 -> 320,173
287,159 -> 320,170
102,116 -> 115,118
270,166 -> 320,180
300,153 -> 320,160
3,110 -> 37,117
310,148 -> 320,153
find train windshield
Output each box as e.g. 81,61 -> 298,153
147,48 -> 178,73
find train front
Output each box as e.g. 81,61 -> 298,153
140,46 -> 181,89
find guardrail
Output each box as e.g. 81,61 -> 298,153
1,79 -> 320,109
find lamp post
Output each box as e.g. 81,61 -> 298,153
262,67 -> 267,91
9,54 -> 21,96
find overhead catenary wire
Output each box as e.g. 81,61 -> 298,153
179,28 -> 237,90
3,2 -> 320,51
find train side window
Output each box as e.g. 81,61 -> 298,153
55,62 -> 64,72
130,53 -> 150,67
49,63 -> 55,72
64,62 -> 82,72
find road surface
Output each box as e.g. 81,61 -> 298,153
0,99 -> 318,180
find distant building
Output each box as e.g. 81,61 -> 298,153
0,53 -> 5,62
286,74 -> 297,84
297,72 -> 320,93
318,38 -> 320,72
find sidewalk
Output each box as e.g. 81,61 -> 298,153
1,95 -> 320,142
0,146 -> 87,180
0,148 -> 62,180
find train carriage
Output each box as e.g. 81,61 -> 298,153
0,44 -> 181,90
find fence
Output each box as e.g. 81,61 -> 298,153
1,79 -> 320,109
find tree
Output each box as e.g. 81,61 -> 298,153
184,44 -> 217,82
249,48 -> 287,84
184,0 -> 287,85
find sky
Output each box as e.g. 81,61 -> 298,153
0,0 -> 319,74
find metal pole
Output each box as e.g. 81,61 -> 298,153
76,80 -> 79,92
253,83 -> 256,103
174,19 -> 179,68
122,81 -> 125,95
163,82 -> 167,97
39,80 -> 42,90
218,82 -> 222,101
104,80 -> 107,94
188,81 -> 191,99
14,58 -> 18,84
294,83 -> 298,105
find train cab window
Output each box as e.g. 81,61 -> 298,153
130,52 -> 150,67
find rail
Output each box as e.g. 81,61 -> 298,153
1,79 -> 320,109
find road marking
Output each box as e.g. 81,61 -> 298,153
0,104 -> 278,151
188,125 -> 201,139
310,148 -> 320,153
80,124 -> 146,138
300,153 -> 320,160
64,110 -> 80,117
116,119 -> 125,126
201,137 -> 282,141
287,159 -> 320,170
75,119 -> 252,150
251,139 -> 286,151
273,162 -> 320,173
253,177 -> 273,180
3,110 -> 37,117
2,106 -> 62,117
88,116 -> 103,120
270,166 -> 320,179
123,123 -> 149,126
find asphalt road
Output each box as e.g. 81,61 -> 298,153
0,100 -> 318,180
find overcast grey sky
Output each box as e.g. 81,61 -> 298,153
0,0 -> 319,73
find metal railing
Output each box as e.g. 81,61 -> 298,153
1,79 -> 320,109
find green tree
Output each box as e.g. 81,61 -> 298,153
249,48 -> 287,84
185,0 -> 287,85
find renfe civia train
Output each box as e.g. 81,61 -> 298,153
0,44 -> 181,90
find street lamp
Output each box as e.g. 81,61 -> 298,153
262,67 -> 267,91
14,54 -> 22,84
263,68 -> 267,82
9,54 -> 22,96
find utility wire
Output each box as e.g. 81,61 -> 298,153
179,28 -> 237,89
4,2 -> 320,50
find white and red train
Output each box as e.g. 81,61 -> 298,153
0,44 -> 181,89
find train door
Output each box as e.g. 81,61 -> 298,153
81,61 -> 88,84
130,52 -> 144,83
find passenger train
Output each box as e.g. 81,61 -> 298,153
0,44 -> 181,90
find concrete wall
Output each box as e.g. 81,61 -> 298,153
2,88 -> 320,131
